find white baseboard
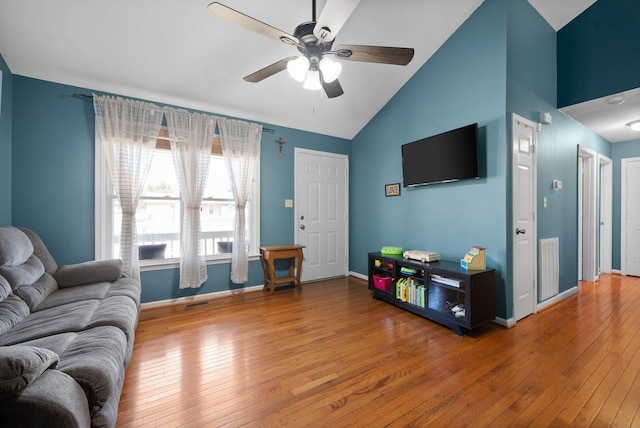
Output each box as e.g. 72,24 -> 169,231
140,284 -> 265,310
612,269 -> 622,275
537,285 -> 579,311
350,271 -> 367,281
493,317 -> 515,328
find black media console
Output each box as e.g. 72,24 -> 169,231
368,252 -> 496,336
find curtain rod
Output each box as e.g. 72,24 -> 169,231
72,93 -> 275,133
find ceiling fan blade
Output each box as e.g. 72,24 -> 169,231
208,2 -> 300,46
243,57 -> 298,83
313,0 -> 360,42
334,44 -> 414,66
322,78 -> 344,99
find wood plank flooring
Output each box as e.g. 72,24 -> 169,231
117,274 -> 640,427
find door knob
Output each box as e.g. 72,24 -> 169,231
515,228 -> 526,235
300,224 -> 305,230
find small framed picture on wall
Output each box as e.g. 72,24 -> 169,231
385,183 -> 401,197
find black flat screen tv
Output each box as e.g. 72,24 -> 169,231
401,123 -> 479,187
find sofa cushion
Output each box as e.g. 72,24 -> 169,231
18,228 -> 58,275
55,327 -> 127,421
14,273 -> 58,311
0,345 -> 59,399
31,282 -> 110,312
0,369 -> 91,428
0,301 -> 100,346
55,259 -> 123,288
0,276 -> 10,301
0,294 -> 30,336
0,255 -> 45,292
0,228 -> 33,268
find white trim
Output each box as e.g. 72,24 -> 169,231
139,254 -> 261,272
621,157 -> 640,276
493,317 -> 516,328
537,285 -> 579,311
598,154 -> 613,274
578,145 -> 597,282
140,284 -> 265,310
350,271 -> 367,281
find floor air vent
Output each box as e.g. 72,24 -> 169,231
185,301 -> 210,308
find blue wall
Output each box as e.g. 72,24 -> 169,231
350,0 -> 510,316
0,54 -> 12,225
11,76 -> 349,303
506,0 -> 611,296
611,139 -> 640,269
558,0 -> 640,107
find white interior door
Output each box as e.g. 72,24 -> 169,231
622,158 -> 640,277
294,149 -> 348,282
512,114 -> 537,322
578,146 -> 597,282
599,155 -> 613,274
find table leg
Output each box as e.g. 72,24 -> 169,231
295,249 -> 303,290
268,258 -> 277,294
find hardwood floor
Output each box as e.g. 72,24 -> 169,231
117,274 -> 640,427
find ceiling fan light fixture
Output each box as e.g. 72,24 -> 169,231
303,70 -> 322,91
627,120 -> 640,131
319,57 -> 342,83
287,56 -> 310,82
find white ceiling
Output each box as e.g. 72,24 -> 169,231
0,0 -> 614,140
560,88 -> 640,143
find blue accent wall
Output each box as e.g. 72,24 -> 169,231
611,139 -> 640,269
350,0 -> 510,317
558,0 -> 640,107
11,76 -> 349,304
506,0 -> 611,297
0,54 -> 12,225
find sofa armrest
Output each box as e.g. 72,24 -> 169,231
0,369 -> 91,428
54,259 -> 123,288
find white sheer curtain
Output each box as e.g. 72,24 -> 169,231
93,95 -> 163,281
164,107 -> 218,288
218,118 -> 262,284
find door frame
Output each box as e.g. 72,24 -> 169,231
599,154 -> 613,275
294,148 -> 349,281
511,113 -> 538,323
578,145 -> 597,282
621,157 -> 640,276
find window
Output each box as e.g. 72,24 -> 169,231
96,130 -> 260,267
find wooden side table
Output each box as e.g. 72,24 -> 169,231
260,245 -> 305,294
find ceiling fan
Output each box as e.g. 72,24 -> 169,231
207,0 -> 414,98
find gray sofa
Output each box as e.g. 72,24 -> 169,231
0,227 -> 141,428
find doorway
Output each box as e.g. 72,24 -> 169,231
294,148 -> 349,282
578,145 -> 597,282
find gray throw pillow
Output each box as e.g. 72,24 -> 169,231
0,345 -> 59,399
54,259 -> 123,288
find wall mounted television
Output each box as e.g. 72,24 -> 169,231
401,123 -> 479,187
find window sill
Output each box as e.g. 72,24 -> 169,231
140,253 -> 262,272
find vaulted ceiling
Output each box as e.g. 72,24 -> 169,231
0,0 -> 599,140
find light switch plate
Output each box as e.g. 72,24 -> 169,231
285,199 -> 293,208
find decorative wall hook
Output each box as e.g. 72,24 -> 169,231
275,137 -> 286,159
